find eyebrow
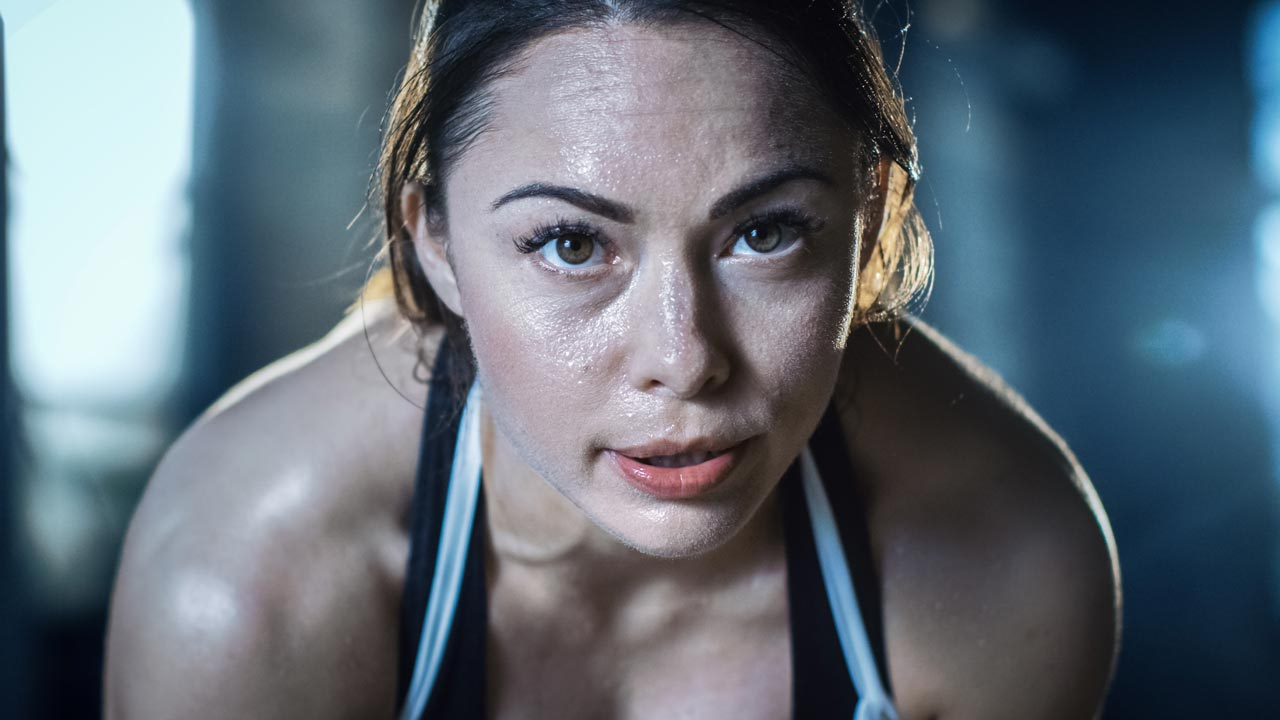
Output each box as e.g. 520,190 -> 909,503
489,164 -> 834,224
707,165 -> 835,219
491,183 -> 636,223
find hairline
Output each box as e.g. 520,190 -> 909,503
421,13 -> 874,224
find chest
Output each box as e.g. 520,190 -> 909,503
485,570 -> 793,720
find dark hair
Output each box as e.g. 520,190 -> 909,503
368,0 -> 932,379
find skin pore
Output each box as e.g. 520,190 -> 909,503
104,14 -> 1118,720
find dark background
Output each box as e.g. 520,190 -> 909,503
3,0 -> 1278,717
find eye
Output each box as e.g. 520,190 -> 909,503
514,223 -> 610,270
732,223 -> 792,254
544,231 -> 600,266
728,210 -> 819,257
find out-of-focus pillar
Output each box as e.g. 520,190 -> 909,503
0,14 -> 28,719
184,0 -> 419,418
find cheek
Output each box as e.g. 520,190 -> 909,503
721,267 -> 854,483
463,277 -> 619,390
454,260 -> 623,471
725,259 -> 857,399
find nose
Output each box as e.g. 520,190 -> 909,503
625,256 -> 731,399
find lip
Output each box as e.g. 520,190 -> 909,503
607,438 -> 746,500
611,435 -> 743,459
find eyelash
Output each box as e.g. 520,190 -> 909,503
510,208 -> 825,259
726,208 -> 824,254
512,216 -> 608,255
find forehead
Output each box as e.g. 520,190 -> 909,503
450,22 -> 857,209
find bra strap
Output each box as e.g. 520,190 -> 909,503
800,447 -> 900,720
399,383 -> 484,720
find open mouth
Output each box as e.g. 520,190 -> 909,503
609,441 -> 745,499
635,449 -> 727,468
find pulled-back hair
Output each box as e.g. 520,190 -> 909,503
367,0 -> 931,356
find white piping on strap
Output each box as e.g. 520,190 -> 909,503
399,392 -> 897,720
400,383 -> 484,720
800,447 -> 901,720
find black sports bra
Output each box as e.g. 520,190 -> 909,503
396,341 -> 898,719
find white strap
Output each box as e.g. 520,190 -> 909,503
399,384 -> 484,720
399,394 -> 897,719
800,447 -> 900,720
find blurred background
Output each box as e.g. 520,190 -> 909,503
1,0 -> 1277,716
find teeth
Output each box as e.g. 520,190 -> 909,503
643,450 -> 717,468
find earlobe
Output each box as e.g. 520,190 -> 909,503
401,182 -> 465,318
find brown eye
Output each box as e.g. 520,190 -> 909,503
514,222 -> 611,271
555,233 -> 595,265
740,224 -> 783,253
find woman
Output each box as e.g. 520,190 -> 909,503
105,1 -> 1120,718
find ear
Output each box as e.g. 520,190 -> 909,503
401,181 -> 464,318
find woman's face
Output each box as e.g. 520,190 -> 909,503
420,22 -> 868,557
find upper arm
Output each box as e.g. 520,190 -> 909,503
105,305 -> 425,718
963,465 -> 1119,720
852,321 -> 1120,719
891,464 -> 1120,720
880,462 -> 1119,720
104,526 -> 303,719
105,408 -> 405,719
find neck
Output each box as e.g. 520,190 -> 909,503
479,406 -> 787,594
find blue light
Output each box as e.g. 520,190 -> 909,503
1254,204 -> 1280,323
1251,2 -> 1280,93
8,0 -> 194,408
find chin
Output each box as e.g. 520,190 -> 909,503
592,495 -> 763,560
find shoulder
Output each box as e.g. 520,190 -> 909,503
842,319 -> 1120,720
104,300 -> 440,719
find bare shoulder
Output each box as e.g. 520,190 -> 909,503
104,300 -> 438,719
842,319 -> 1120,720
